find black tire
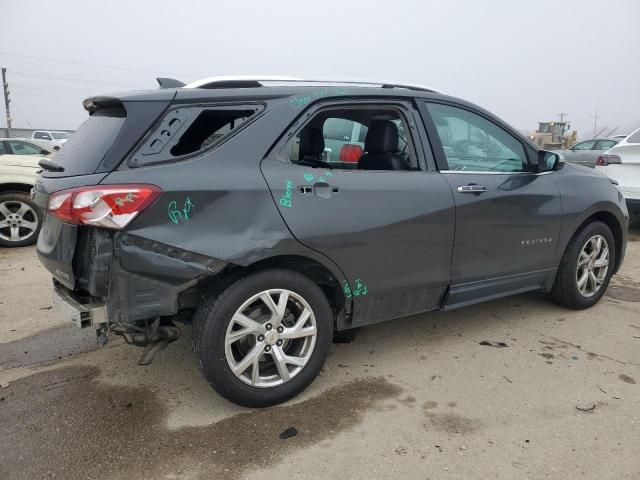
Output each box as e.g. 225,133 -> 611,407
551,221 -> 616,309
192,269 -> 334,407
0,191 -> 43,248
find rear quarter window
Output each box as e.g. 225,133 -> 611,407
128,104 -> 264,167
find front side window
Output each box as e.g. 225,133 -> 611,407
284,106 -> 417,170
573,141 -> 595,151
8,141 -> 43,155
34,132 -> 51,140
51,132 -> 70,140
426,103 -> 527,172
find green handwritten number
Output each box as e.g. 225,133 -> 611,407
343,281 -> 352,299
353,278 -> 368,296
304,173 -> 314,182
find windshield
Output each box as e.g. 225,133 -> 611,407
51,132 -> 70,140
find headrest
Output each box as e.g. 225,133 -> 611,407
365,120 -> 399,154
300,127 -> 325,157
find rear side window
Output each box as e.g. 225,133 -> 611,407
595,140 -> 617,150
51,107 -> 126,176
283,106 -> 418,170
129,105 -> 262,167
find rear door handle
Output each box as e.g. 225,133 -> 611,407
457,184 -> 487,194
313,182 -> 338,199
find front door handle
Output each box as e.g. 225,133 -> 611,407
457,184 -> 487,194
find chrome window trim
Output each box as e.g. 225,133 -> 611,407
440,170 -> 553,175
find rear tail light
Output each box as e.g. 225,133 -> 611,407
339,144 -> 363,163
47,184 -> 162,229
596,154 -> 621,166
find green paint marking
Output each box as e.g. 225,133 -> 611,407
343,281 -> 352,298
303,173 -> 314,182
353,278 -> 369,296
168,196 -> 194,224
114,192 -> 136,208
289,88 -> 351,109
279,179 -> 294,208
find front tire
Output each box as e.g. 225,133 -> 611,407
552,221 -> 615,309
192,269 -> 333,407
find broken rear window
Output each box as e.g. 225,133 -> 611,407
129,105 -> 263,167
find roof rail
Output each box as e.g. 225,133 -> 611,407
183,76 -> 437,92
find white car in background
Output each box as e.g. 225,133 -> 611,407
30,130 -> 71,151
596,128 -> 640,223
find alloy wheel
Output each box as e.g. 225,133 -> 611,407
224,289 -> 317,388
0,200 -> 39,244
575,234 -> 609,297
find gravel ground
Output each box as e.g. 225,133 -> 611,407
1,226 -> 639,480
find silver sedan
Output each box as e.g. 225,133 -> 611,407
554,138 -> 619,168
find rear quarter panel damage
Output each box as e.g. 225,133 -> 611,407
100,99 -> 350,324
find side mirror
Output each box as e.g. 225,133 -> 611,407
53,145 -> 60,151
538,150 -> 560,172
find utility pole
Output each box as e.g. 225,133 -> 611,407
592,108 -> 602,139
1,68 -> 11,137
557,113 -> 568,123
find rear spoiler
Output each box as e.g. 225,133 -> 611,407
156,77 -> 185,89
82,96 -> 123,114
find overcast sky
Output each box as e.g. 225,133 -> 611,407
1,0 -> 639,138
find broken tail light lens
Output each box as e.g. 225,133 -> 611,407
596,154 -> 621,166
47,184 -> 162,229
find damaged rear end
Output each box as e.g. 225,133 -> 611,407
34,90 -> 214,363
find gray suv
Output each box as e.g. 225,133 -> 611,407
34,77 -> 628,407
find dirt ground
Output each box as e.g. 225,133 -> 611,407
1,227 -> 639,480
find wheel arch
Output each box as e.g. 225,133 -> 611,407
195,254 -> 350,330
571,210 -> 625,274
0,183 -> 34,194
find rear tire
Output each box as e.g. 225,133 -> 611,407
192,269 -> 333,407
0,192 -> 42,248
551,221 -> 615,309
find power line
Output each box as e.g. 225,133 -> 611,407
10,91 -> 84,101
11,70 -> 145,87
0,51 -> 203,78
12,82 -> 128,93
12,103 -> 34,129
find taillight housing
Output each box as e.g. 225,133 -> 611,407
47,184 -> 162,229
596,154 -> 621,166
339,144 -> 363,163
